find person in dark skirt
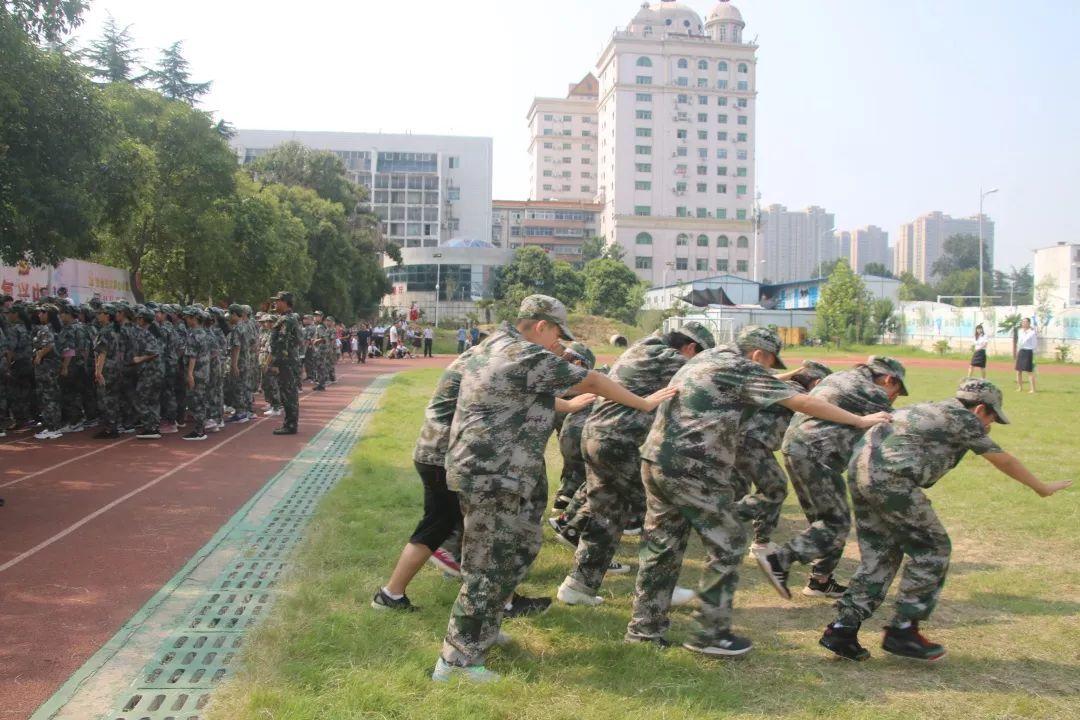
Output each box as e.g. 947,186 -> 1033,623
1015,317 -> 1037,393
968,324 -> 989,378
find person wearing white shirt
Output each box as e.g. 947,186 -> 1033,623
389,323 -> 399,350
423,326 -> 434,357
1015,318 -> 1038,393
968,324 -> 990,378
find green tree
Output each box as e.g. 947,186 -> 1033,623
863,262 -> 893,278
1,0 -> 86,42
871,298 -> 897,337
994,264 -> 1034,305
145,40 -> 210,104
814,261 -> 872,345
250,141 -> 360,211
998,313 -> 1022,359
552,261 -> 585,308
0,16 -> 112,264
494,246 -> 556,306
897,271 -> 936,302
578,236 -> 606,265
582,257 -> 645,324
934,268 -> 981,303
83,14 -> 143,83
930,234 -> 993,298
813,258 -> 842,278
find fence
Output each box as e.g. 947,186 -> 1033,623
896,302 -> 1078,361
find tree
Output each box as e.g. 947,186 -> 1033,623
994,264 -> 1034,306
0,16 -> 112,264
814,261 -> 872,345
552,261 -> 585,309
494,246 -> 556,307
145,40 -> 210,105
582,258 -> 644,324
897,271 -> 936,302
1,0 -> 86,42
934,268 -> 981,303
83,14 -> 143,83
813,258 -> 842,278
998,313 -> 1022,360
863,262 -> 893,278
250,142 -> 361,211
871,298 -> 897,337
579,236 -> 606,265
930,234 -> 993,299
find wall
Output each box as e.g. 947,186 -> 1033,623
1,259 -> 134,305
897,301 -> 1079,360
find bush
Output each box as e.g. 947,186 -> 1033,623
933,339 -> 950,356
1056,344 -> 1072,363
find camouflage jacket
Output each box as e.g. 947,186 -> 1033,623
782,366 -> 892,470
185,327 -> 212,379
94,324 -> 123,373
583,333 -> 686,447
640,345 -> 799,479
851,399 -> 1002,489
444,323 -> 589,494
271,313 -> 302,368
132,326 -> 164,378
741,380 -> 803,450
56,322 -> 82,367
32,324 -> 60,370
412,349 -> 474,467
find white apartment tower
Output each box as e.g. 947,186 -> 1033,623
760,204 -> 836,283
593,1 -> 758,284
849,225 -> 892,274
527,74 -> 600,203
895,211 -> 995,283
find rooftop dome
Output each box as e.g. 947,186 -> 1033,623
444,237 -> 495,249
630,1 -> 705,35
707,0 -> 744,25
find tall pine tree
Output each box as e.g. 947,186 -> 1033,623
84,14 -> 143,83
146,40 -> 210,104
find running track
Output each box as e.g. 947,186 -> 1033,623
0,357 -> 446,720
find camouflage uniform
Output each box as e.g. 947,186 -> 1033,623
32,323 -> 63,431
301,319 -> 316,382
156,313 -> 179,424
77,317 -> 98,423
56,316 -> 86,426
628,342 -> 797,645
441,301 -> 587,668
132,320 -> 164,433
244,310 -> 260,411
118,316 -> 138,430
0,324 -> 8,425
94,319 -> 123,432
270,305 -> 302,431
836,397 -> 1002,627
553,342 -> 599,503
228,309 -> 253,414
258,320 -> 279,409
777,360 -> 903,576
184,317 -> 212,433
5,319 -> 34,423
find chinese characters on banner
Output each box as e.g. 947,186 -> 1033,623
0,259 -> 135,305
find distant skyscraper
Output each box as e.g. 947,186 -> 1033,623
848,225 -> 891,274
528,74 -> 599,203
894,211 -> 994,282
760,204 -> 835,282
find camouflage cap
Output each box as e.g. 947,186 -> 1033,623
58,302 -> 78,316
97,303 -> 116,315
144,301 -> 159,310
270,291 -> 294,305
36,302 -> 59,313
564,341 -> 596,370
209,306 -> 225,317
517,294 -> 574,341
241,304 -> 252,315
136,307 -> 155,321
866,356 -> 908,396
956,378 -> 1010,425
735,325 -> 786,369
800,360 -> 834,382
678,320 -> 716,350
228,303 -> 244,316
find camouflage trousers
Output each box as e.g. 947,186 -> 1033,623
627,460 -> 749,645
209,358 -> 224,421
836,445 -> 951,627
160,365 -> 178,424
134,368 -> 162,432
556,420 -> 587,501
186,371 -> 210,432
261,367 -> 280,408
246,364 -> 260,411
227,369 -> 252,414
34,364 -> 62,431
566,437 -> 644,593
441,475 -> 547,667
121,368 -> 137,429
276,363 -> 299,431
731,441 -> 789,545
60,364 -> 87,426
96,370 -> 122,431
6,362 -> 35,423
776,452 -> 851,577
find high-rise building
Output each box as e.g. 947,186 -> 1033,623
1032,242 -> 1080,308
587,0 -> 758,284
491,199 -> 603,264
894,211 -> 994,282
848,225 -> 891,274
760,204 -> 836,282
230,129 -> 493,250
527,74 -> 600,203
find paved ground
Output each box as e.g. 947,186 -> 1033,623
0,356 -> 445,720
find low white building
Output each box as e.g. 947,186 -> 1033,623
1033,242 -> 1080,308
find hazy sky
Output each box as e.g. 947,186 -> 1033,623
75,0 -> 1079,271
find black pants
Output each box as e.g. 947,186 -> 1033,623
278,363 -> 299,430
423,338 -> 433,357
409,462 -> 463,552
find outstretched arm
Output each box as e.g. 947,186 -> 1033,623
983,452 -> 1072,497
780,394 -> 891,429
556,394 -> 597,414
572,371 -> 677,413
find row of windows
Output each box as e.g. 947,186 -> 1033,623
542,114 -> 594,123
636,57 -> 750,73
632,207 -> 749,219
542,184 -> 592,193
637,93 -> 749,110
543,128 -> 594,137
636,76 -> 751,91
634,256 -> 749,273
541,156 -> 592,165
543,170 -> 592,179
635,233 -> 749,248
542,142 -> 593,151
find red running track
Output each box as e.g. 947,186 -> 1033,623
0,357 -> 447,720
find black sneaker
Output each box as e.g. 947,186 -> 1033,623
182,431 -> 207,441
371,588 -> 415,611
547,517 -> 579,549
504,593 -> 551,618
314,385 -> 326,392
819,623 -> 870,661
882,623 -> 946,661
273,427 -> 298,435
754,551 -> 792,600
683,631 -> 753,657
624,633 -> 671,649
552,495 -> 571,511
803,575 -> 847,598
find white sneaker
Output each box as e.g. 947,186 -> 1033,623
671,586 -> 697,607
557,578 -> 604,606
748,541 -> 778,557
608,561 -> 632,574
431,658 -> 501,683
34,429 -> 62,440
262,408 -> 276,417
64,422 -> 84,433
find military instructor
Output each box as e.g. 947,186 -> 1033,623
269,291 -> 302,435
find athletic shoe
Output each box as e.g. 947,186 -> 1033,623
557,578 -> 603,606
803,575 -> 847,599
683,632 -> 753,657
748,541 -> 778,556
119,426 -> 136,434
882,623 -> 946,661
33,429 -> 63,440
224,406 -> 236,416
608,560 -> 632,574
159,423 -> 178,434
671,586 -> 697,607
182,431 -> 207,441
94,429 -> 120,440
83,419 -> 99,428
431,658 -> 500,684
371,588 -> 415,611
262,408 -> 277,417
547,516 -> 579,549
428,548 -> 461,578
314,385 -> 326,392
136,431 -> 162,440
208,420 -> 222,433
234,412 -> 250,424
504,593 -> 552,618
273,427 -> 298,435
623,519 -> 643,537
754,550 -> 792,600
819,623 -> 870,661
60,422 -> 84,434
0,430 -> 6,438
624,634 -> 672,649
224,413 -> 244,423
272,408 -> 283,416
552,494 -> 571,511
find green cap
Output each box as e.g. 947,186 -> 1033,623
866,356 -> 908,396
679,320 -> 716,350
517,294 -> 574,341
736,325 -> 786,369
228,303 -> 244,316
270,291 -> 294,305
136,307 -> 155,321
956,378 -> 1010,424
800,360 -> 833,382
564,341 -> 596,370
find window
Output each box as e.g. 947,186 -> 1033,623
543,142 -> 552,149
543,170 -> 552,177
634,205 -> 651,216
635,145 -> 652,155
716,259 -> 729,272
636,56 -> 652,67
698,59 -> 709,70
737,260 -> 748,272
562,184 -> 571,191
544,114 -> 553,121
583,144 -> 593,150
737,236 -> 749,248
718,61 -> 728,72
635,163 -> 652,172
737,132 -> 747,142
677,129 -> 688,139
737,167 -> 748,177
677,58 -> 688,69
675,181 -> 687,192
737,98 -> 748,108
677,147 -> 688,156
717,80 -> 728,89
562,156 -> 572,163
582,130 -> 592,136
636,127 -> 652,137
563,115 -> 571,121
543,129 -> 553,136
697,165 -> 708,175
581,158 -> 591,165
696,208 -> 708,218
636,92 -> 653,101
736,185 -> 747,196
698,95 -> 708,105
697,78 -> 708,88
697,234 -> 709,246
635,232 -> 653,245
717,166 -> 728,176
737,149 -> 748,160
697,113 -> 708,122
737,115 -> 748,125
736,209 -> 747,219
717,235 -> 730,248
737,80 -> 749,91
635,180 -> 651,190
697,130 -> 708,140
636,110 -> 653,119
717,149 -> 728,159
677,94 -> 689,104
696,182 -> 707,192
677,207 -> 688,217
562,129 -> 571,135
717,183 -> 728,193
581,185 -> 591,192
636,75 -> 653,85
543,184 -> 552,191
718,96 -> 728,107
718,114 -> 728,123
717,131 -> 728,141
738,63 -> 749,73
582,171 -> 591,177
698,148 -> 708,159
716,208 -> 727,219
676,233 -> 689,245
636,256 -> 653,270
693,258 -> 706,271
676,258 -> 688,270
676,77 -> 689,87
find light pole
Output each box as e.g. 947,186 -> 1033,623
817,226 -> 836,278
978,187 -> 998,308
433,252 -> 443,330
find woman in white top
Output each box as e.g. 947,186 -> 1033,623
968,324 -> 989,378
1015,318 -> 1038,393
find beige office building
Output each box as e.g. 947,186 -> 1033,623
491,199 -> 603,264
848,225 -> 891,274
1033,242 -> 1080,308
895,211 -> 994,282
527,74 -> 600,203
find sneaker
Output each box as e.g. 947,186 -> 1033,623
547,517 -> 579,549
314,385 -> 326,392
119,426 -> 136,434
882,623 -> 946,661
160,422 -> 178,434
135,431 -> 162,440
60,422 -> 84,434
94,429 -> 120,440
273,426 -> 298,435
272,408 -> 283,416
504,593 -> 552,618
224,413 -> 244,423
34,429 -> 63,440
748,541 -> 778,556
431,658 -> 500,684
262,408 -> 277,417
0,430 -> 6,438
557,578 -> 604,607
552,494 -> 571,511
208,421 -> 222,433
623,520 -> 643,537
671,586 -> 697,607
624,633 -> 672,649
683,632 -> 753,657
803,575 -> 847,599
235,412 -> 250,424
819,623 -> 870,661
224,406 -> 235,416
83,418 -> 99,428
428,548 -> 461,578
607,560 -> 632,575
182,431 -> 207,441
371,588 -> 415,611
753,551 -> 792,600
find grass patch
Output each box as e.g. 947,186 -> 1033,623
210,366 -> 1080,720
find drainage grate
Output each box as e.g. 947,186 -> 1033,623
98,376 -> 392,720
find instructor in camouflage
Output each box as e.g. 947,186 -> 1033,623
270,291 -> 302,435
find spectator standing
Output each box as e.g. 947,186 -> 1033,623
456,324 -> 467,354
470,323 -> 480,348
1015,318 -> 1037,393
389,322 -> 400,355
423,325 -> 434,357
968,324 -> 989,379
357,323 -> 371,364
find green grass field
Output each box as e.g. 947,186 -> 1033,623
210,363 -> 1080,720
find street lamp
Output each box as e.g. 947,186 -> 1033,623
978,187 -> 999,308
432,252 -> 443,330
